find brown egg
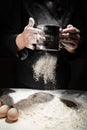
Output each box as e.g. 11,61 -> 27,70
0,101 -> 3,107
7,108 -> 19,122
0,105 -> 10,118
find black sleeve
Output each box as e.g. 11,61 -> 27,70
1,33 -> 29,60
0,0 -> 29,60
69,1 -> 87,58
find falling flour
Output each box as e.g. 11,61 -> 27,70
32,53 -> 57,84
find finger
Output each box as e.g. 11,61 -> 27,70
60,33 -> 80,40
67,24 -> 73,28
60,33 -> 70,39
32,28 -> 45,35
60,39 -> 78,48
28,17 -> 35,27
64,46 -> 75,53
62,27 -> 80,34
28,34 -> 37,44
59,27 -> 63,32
60,42 -> 77,53
26,44 -> 35,50
36,34 -> 46,44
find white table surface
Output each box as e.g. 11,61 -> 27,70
0,88 -> 87,130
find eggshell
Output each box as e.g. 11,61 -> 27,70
0,105 -> 10,118
0,101 -> 3,107
7,108 -> 19,122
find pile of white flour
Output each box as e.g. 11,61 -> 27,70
18,94 -> 87,130
0,89 -> 87,130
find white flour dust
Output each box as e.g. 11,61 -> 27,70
1,89 -> 87,130
15,94 -> 87,130
32,53 -> 57,84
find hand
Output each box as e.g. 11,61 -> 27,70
16,17 -> 45,50
59,25 -> 80,53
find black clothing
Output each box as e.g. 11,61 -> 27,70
0,0 -> 87,90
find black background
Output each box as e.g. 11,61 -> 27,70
0,0 -> 87,90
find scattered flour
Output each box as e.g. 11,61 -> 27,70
0,89 -> 87,130
19,95 -> 87,130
